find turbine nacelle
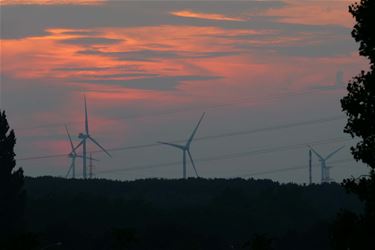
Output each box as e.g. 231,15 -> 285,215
78,133 -> 87,139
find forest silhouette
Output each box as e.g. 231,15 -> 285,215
20,177 -> 364,249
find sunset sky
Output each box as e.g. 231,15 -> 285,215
0,0 -> 370,182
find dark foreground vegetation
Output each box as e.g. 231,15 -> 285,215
20,177 -> 361,250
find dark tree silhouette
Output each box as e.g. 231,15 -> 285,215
341,0 -> 375,170
3,232 -> 39,250
0,110 -> 26,241
332,0 -> 375,249
341,0 -> 375,215
111,228 -> 138,250
243,234 -> 273,250
330,211 -> 362,250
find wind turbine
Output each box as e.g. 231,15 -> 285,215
74,96 -> 111,179
158,113 -> 206,179
308,145 -> 345,183
65,124 -> 99,178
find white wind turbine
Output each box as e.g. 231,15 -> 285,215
65,125 -> 99,178
308,145 -> 345,183
74,96 -> 111,179
158,113 -> 205,179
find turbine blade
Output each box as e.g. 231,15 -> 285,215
84,95 -> 89,134
73,139 -> 84,152
157,141 -> 185,150
88,135 -> 112,157
187,112 -> 205,145
308,145 -> 324,160
325,146 -> 345,160
187,150 -> 199,178
65,124 -> 75,152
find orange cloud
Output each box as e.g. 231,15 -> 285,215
1,18 -> 366,113
171,10 -> 245,22
1,25 -> 242,81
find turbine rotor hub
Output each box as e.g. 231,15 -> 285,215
78,133 -> 87,139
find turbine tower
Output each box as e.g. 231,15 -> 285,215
75,96 -> 111,179
308,145 -> 345,183
158,112 -> 205,179
65,124 -> 99,178
89,152 -> 94,179
308,149 -> 312,185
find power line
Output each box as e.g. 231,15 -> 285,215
96,157 -> 358,181
194,115 -> 344,142
17,115 -> 346,161
236,158 -> 355,178
95,136 -> 351,175
14,88 -> 339,132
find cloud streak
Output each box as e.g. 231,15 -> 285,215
171,10 -> 245,22
77,49 -> 240,62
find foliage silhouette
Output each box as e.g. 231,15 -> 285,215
341,0 -> 375,169
332,0 -> 375,249
0,110 -> 26,246
330,211 -> 363,250
111,228 -> 138,250
243,234 -> 273,250
2,232 -> 40,250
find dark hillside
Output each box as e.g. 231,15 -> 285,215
24,177 -> 362,250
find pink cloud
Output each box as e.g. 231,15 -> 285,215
171,10 -> 246,22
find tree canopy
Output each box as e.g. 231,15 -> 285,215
332,1 -> 375,249
0,110 -> 25,240
341,0 -> 375,169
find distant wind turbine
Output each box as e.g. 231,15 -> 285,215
308,145 -> 345,183
65,124 -> 99,179
74,96 -> 111,179
158,113 -> 206,179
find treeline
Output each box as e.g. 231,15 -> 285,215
22,177 -> 362,250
